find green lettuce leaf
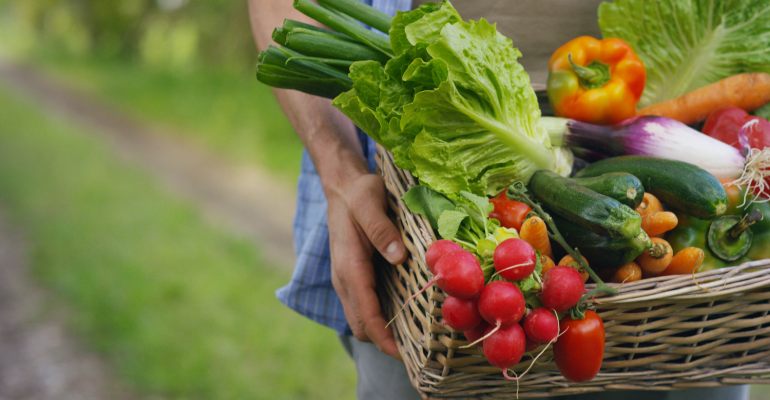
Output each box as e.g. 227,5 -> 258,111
335,1 -> 571,197
438,209 -> 470,240
599,0 -> 770,108
401,185 -> 456,230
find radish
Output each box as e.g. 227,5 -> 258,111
522,307 -> 559,343
388,250 -> 484,326
483,323 -> 526,379
493,238 -> 537,281
431,250 -> 485,299
540,265 -> 584,312
524,337 -> 540,352
461,281 -> 526,347
442,295 -> 482,332
478,281 -> 526,327
464,320 -> 490,348
425,239 -> 462,273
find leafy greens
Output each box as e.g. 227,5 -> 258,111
599,0 -> 770,108
333,1 -> 571,197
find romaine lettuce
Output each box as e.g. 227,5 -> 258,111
333,1 -> 569,197
599,0 -> 770,108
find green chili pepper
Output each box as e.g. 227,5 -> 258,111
666,214 -> 727,272
707,211 -> 762,262
745,201 -> 770,261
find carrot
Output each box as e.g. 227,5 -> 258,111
720,178 -> 747,215
635,193 -> 663,217
558,255 -> 589,282
519,216 -> 552,259
635,237 -> 673,277
658,247 -> 705,276
540,255 -> 556,275
610,262 -> 642,284
641,211 -> 678,237
637,72 -> 770,125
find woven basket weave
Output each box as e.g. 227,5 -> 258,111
375,145 -> 770,398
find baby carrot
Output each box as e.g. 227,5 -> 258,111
559,255 -> 589,282
540,254 -> 556,274
635,193 -> 663,216
637,72 -> 770,124
520,216 -> 553,259
641,211 -> 678,237
635,237 -> 673,277
658,247 -> 705,276
610,261 -> 642,284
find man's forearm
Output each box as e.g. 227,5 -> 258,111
248,0 -> 368,193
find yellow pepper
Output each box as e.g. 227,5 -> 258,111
547,36 -> 646,125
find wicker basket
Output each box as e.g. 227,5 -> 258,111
375,145 -> 770,398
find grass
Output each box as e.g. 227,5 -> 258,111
30,52 -> 304,183
0,83 -> 355,400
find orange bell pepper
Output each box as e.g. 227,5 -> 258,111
547,36 -> 646,125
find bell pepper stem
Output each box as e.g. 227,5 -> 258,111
729,209 -> 764,239
568,54 -> 611,90
506,183 -> 618,320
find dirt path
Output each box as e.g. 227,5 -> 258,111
0,208 -> 139,400
0,59 -> 297,268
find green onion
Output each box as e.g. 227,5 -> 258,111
284,32 -> 390,64
293,0 -> 393,57
316,0 -> 393,34
282,19 -> 358,43
256,64 -> 352,99
258,45 -> 352,81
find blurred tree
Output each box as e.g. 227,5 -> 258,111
0,0 -> 258,72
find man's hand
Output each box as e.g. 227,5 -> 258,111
326,171 -> 407,359
247,0 -> 406,359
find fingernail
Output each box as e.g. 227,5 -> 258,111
384,241 -> 404,263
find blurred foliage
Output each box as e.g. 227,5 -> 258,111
0,0 -> 257,72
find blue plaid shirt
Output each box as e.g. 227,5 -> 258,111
275,0 -> 413,335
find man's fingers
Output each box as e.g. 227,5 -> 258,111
349,176 -> 407,265
347,260 -> 400,359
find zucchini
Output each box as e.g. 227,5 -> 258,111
574,156 -> 728,220
551,214 -> 651,270
571,173 -> 644,209
529,170 -> 642,239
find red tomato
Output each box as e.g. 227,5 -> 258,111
702,105 -> 770,151
489,198 -> 531,232
553,310 -> 605,383
702,105 -> 770,198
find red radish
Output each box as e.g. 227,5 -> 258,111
426,239 -> 463,273
522,307 -> 559,343
460,281 -> 527,348
540,265 -> 584,312
478,281 -> 526,327
493,238 -> 537,281
524,337 -> 540,352
483,323 -> 526,379
388,250 -> 484,327
464,320 -> 491,347
442,295 -> 482,332
432,251 -> 484,299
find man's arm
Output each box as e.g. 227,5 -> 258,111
248,0 -> 406,359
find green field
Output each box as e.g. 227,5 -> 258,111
0,83 -> 355,400
32,53 -> 304,183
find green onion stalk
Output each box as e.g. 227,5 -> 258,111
256,0 -> 397,98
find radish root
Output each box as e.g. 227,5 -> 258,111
460,321 -> 500,348
503,326 -> 570,398
386,275 -> 439,329
735,121 -> 770,206
490,261 -> 534,280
